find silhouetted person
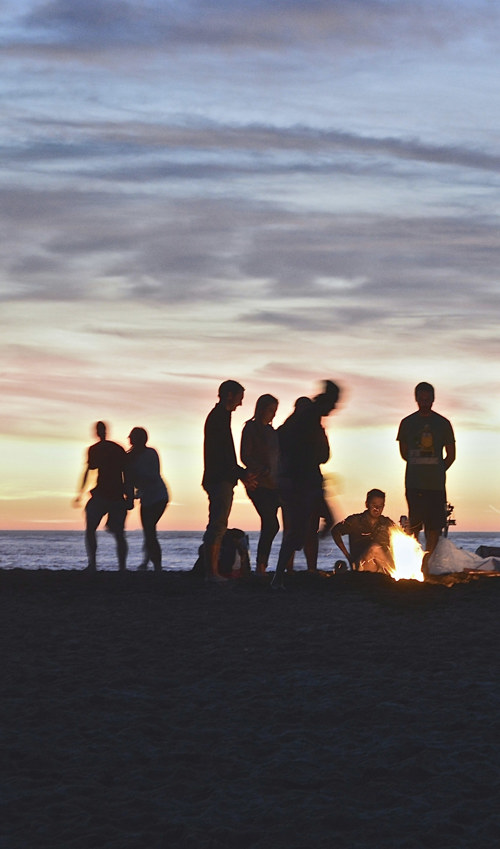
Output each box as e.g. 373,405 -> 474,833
331,489 -> 395,573
278,396 -> 334,574
271,380 -> 340,589
127,427 -> 169,573
202,381 -> 257,582
75,421 -> 133,571
289,396 -> 336,570
240,394 -> 280,575
397,382 -> 455,566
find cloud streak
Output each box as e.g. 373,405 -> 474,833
17,0 -> 500,55
6,120 -> 500,177
1,170 -> 499,341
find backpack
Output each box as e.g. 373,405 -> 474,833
192,528 -> 251,578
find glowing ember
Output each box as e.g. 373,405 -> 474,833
388,526 -> 425,582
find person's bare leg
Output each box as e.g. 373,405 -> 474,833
84,501 -> 101,571
85,527 -> 97,571
115,530 -> 128,572
421,529 -> 440,578
304,534 -> 319,572
204,542 -> 226,581
425,529 -> 440,554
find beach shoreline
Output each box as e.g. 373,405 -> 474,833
2,569 -> 500,848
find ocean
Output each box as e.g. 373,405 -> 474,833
1,529 -> 499,572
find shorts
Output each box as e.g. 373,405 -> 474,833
406,489 -> 446,533
85,493 -> 127,534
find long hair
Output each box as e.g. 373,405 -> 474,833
252,394 -> 279,423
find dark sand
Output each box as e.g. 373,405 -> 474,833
1,569 -> 500,849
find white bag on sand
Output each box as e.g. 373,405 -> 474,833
428,537 -> 500,575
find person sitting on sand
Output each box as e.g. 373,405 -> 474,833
331,489 -> 395,574
127,427 -> 169,574
75,421 -> 133,572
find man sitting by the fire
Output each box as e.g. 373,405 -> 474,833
331,489 -> 395,573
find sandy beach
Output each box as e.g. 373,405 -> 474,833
1,568 -> 499,848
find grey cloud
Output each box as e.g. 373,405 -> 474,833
240,310 -> 335,333
85,325 -> 165,340
1,180 -> 499,322
239,306 -> 392,339
18,0 -> 500,54
8,120 -> 500,181
164,122 -> 500,175
0,188 -> 263,302
240,211 -> 500,307
23,0 -> 154,48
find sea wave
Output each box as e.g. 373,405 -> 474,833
1,530 -> 499,572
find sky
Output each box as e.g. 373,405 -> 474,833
1,0 -> 500,534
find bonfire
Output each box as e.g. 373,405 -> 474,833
387,526 -> 425,582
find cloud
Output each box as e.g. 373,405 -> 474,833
239,210 -> 500,309
7,119 -> 500,177
17,0 -> 500,56
1,175 -> 499,327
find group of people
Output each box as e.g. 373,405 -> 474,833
201,379 -> 341,586
75,422 -> 169,573
75,379 -> 455,582
201,378 -> 455,585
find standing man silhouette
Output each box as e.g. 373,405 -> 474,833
397,382 -> 455,565
75,421 -> 133,571
202,381 -> 257,582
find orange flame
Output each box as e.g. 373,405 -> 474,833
388,526 -> 425,582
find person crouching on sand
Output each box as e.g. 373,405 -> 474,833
331,489 -> 395,574
127,427 -> 169,573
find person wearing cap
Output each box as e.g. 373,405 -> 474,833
397,382 -> 455,566
127,427 -> 169,573
271,380 -> 341,589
